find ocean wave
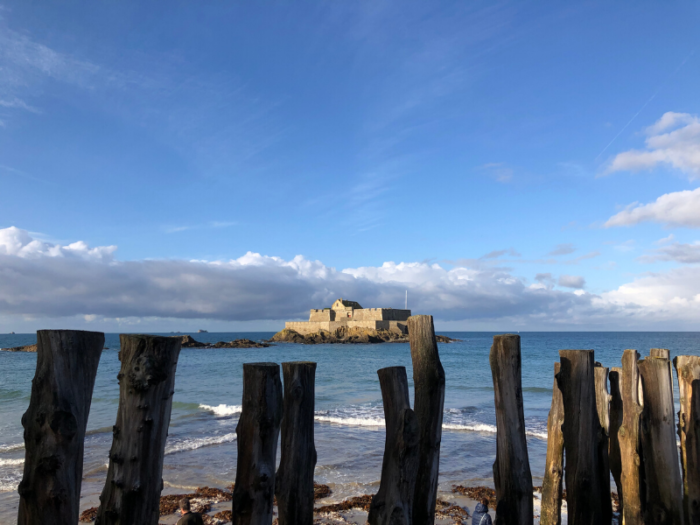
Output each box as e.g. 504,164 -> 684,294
0,458 -> 24,466
0,443 -> 24,453
165,432 -> 237,455
314,415 -> 386,427
200,404 -> 243,417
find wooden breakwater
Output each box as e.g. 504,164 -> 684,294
14,325 -> 700,525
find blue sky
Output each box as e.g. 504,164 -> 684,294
1,2 -> 700,332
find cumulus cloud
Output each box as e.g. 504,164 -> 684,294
558,275 -> 586,289
605,188 -> 700,228
639,241 -> 700,264
3,226 -> 700,329
606,112 -> 700,178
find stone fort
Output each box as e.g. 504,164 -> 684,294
285,298 -> 411,335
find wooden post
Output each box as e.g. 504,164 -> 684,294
638,356 -> 684,525
17,330 -> 104,525
674,356 -> 700,525
276,362 -> 317,525
490,334 -> 533,525
95,334 -> 181,525
594,362 -> 612,515
618,350 -> 645,525
232,363 -> 283,525
557,350 -> 612,525
608,367 -> 624,509
408,315 -> 445,525
651,348 -> 671,359
540,363 -> 564,525
368,367 -> 419,525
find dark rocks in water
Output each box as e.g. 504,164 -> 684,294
210,339 -> 271,348
269,328 -> 460,345
1,344 -> 37,352
179,335 -> 207,347
177,335 -> 271,349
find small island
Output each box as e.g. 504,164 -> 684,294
270,298 -> 459,344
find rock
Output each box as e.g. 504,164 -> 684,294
177,335 -> 271,349
178,335 -> 207,347
1,344 -> 37,352
210,339 -> 271,348
269,327 -> 460,345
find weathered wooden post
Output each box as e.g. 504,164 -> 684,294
609,366 -> 624,509
557,350 -> 612,525
638,355 -> 684,525
408,315 -> 445,525
17,330 -> 104,525
540,363 -> 563,525
232,363 -> 283,525
674,356 -> 700,525
368,367 -> 419,525
594,362 -> 612,514
489,334 -> 533,525
618,349 -> 645,525
651,348 -> 671,359
276,361 -> 317,525
95,334 -> 181,525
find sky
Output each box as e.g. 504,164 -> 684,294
1,1 -> 700,332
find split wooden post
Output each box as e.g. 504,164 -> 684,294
408,315 -> 445,525
674,356 -> 700,525
540,363 -> 564,525
638,356 -> 684,525
557,350 -> 612,525
232,363 -> 283,525
368,367 -> 420,525
608,367 -> 624,509
276,362 -> 317,525
17,330 -> 104,525
618,350 -> 645,525
490,334 -> 533,525
651,348 -> 671,359
95,334 -> 181,525
594,362 -> 612,514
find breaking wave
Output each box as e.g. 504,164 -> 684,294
165,432 -> 237,455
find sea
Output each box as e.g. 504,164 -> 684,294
1,331 -> 700,523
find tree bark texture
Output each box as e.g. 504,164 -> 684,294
17,330 -> 104,525
557,350 -> 612,525
594,362 -> 612,515
540,363 -> 563,525
619,350 -> 645,525
638,356 -> 684,525
232,363 -> 283,525
408,315 -> 445,525
95,335 -> 181,525
674,356 -> 700,525
276,362 -> 317,525
368,367 -> 419,525
489,334 -> 533,525
609,367 -> 624,509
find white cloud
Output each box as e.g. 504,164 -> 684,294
3,227 -> 700,329
606,112 -> 700,178
605,188 -> 700,228
558,274 -> 585,289
639,241 -> 700,264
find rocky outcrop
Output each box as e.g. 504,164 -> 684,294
177,335 -> 270,349
269,327 -> 459,345
1,344 -> 37,352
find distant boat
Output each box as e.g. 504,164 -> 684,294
197,329 -> 208,333
9,332 -> 14,334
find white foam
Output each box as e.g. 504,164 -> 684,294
314,415 -> 386,427
0,443 -> 24,453
0,458 -> 24,466
200,404 -> 242,417
165,432 -> 237,455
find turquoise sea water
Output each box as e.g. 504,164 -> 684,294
1,331 -> 700,522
